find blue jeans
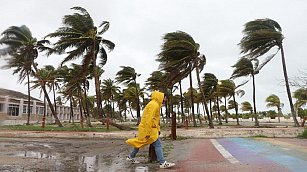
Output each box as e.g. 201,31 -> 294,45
129,137 -> 165,164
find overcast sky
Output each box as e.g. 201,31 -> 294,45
0,0 -> 306,114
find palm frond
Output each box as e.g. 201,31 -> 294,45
98,21 -> 110,35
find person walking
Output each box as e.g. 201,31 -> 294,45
126,91 -> 175,169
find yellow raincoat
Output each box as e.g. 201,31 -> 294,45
126,91 -> 164,149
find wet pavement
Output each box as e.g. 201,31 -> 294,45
0,136 -> 307,172
0,127 -> 306,171
0,137 -> 165,172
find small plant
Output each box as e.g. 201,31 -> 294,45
252,134 -> 268,138
298,129 -> 307,139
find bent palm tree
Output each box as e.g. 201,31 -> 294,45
46,6 -> 115,121
116,66 -> 141,124
265,94 -> 284,123
157,31 -> 214,128
101,78 -> 120,119
241,101 -> 253,114
239,18 -> 299,126
0,25 -> 62,127
31,67 -> 63,127
231,57 -> 259,126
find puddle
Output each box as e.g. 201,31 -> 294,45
15,151 -> 57,159
0,138 -> 161,171
2,150 -> 124,171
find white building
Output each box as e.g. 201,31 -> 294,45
0,88 -> 80,125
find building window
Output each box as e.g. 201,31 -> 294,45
0,103 -> 4,112
36,107 -> 44,115
8,104 -> 19,116
23,105 -> 33,114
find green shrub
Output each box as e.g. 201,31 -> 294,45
298,129 -> 307,139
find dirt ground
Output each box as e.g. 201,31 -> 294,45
0,137 -> 178,172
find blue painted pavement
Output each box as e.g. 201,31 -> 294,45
217,138 -> 307,172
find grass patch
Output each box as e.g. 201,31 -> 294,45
0,122 -> 120,132
298,129 -> 307,139
250,134 -> 268,138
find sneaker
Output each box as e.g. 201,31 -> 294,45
160,161 -> 175,169
126,156 -> 140,164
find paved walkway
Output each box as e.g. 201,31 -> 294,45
162,137 -> 307,172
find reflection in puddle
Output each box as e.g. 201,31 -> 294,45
15,151 -> 57,159
81,155 -> 96,172
6,151 -> 110,172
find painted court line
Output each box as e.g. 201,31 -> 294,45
210,139 -> 239,164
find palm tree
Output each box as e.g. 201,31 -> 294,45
213,82 -> 223,125
114,90 -> 128,121
231,57 -> 259,126
44,65 -> 60,117
293,88 -> 307,109
46,6 -> 115,121
157,31 -> 213,128
0,25 -> 62,126
228,100 -> 238,123
241,101 -> 253,115
293,88 -> 307,126
123,84 -> 144,123
202,73 -> 218,121
231,86 -> 245,125
145,71 -> 165,92
145,71 -> 170,122
239,18 -> 299,126
219,79 -> 236,123
31,67 -> 63,127
116,66 -> 141,124
184,87 -> 198,124
101,78 -> 120,119
265,94 -> 284,123
62,64 -> 94,127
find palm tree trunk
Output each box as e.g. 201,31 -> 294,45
224,96 -> 228,123
83,82 -> 92,127
233,94 -> 240,125
70,97 -> 74,124
42,84 -> 63,127
78,99 -> 84,128
52,85 -> 58,119
252,73 -> 259,126
169,94 -> 177,140
26,72 -> 31,125
179,81 -> 185,124
280,45 -> 299,127
42,96 -> 46,128
216,96 -> 222,125
195,65 -> 214,128
94,66 -> 102,119
189,70 -> 196,126
277,107 -> 281,123
135,81 -> 141,125
209,99 -> 213,119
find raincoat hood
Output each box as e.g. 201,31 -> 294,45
151,91 -> 164,106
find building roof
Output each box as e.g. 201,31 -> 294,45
0,88 -> 41,102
